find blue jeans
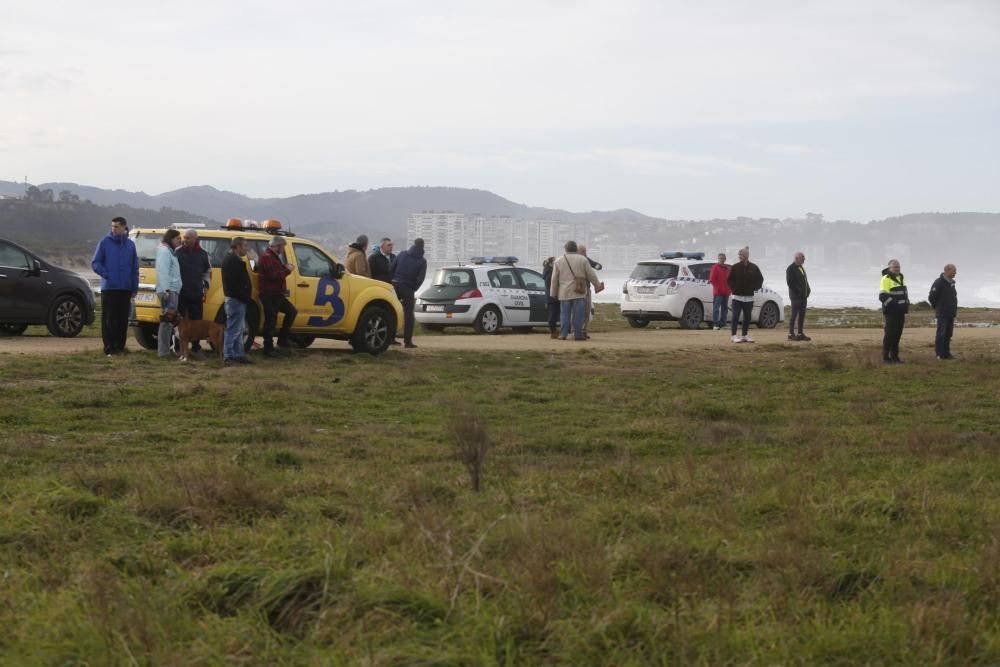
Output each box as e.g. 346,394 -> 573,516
560,298 -> 585,339
224,297 -> 247,360
157,291 -> 179,357
935,315 -> 954,358
712,295 -> 729,327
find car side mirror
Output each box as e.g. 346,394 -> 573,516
332,263 -> 345,279
29,259 -> 41,276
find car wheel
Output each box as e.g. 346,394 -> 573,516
474,306 -> 502,335
132,322 -> 180,354
132,323 -> 158,350
47,296 -> 85,337
421,323 -> 445,333
350,305 -> 393,355
678,299 -> 704,330
289,334 -> 316,348
757,301 -> 780,329
0,323 -> 29,336
626,316 -> 650,328
214,303 -> 260,353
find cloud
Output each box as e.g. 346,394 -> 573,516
765,144 -> 813,157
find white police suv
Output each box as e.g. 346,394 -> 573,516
620,252 -> 784,329
415,257 -> 550,334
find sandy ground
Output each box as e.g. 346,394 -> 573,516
2,326 -> 997,357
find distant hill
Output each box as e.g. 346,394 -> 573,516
0,197 -> 215,269
0,181 -> 666,241
1,181 -> 995,271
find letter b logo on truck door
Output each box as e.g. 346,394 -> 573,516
307,278 -> 345,326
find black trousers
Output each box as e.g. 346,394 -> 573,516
101,290 -> 132,354
261,294 -> 298,350
935,315 -> 954,358
178,293 -> 204,350
731,299 -> 753,336
789,296 -> 807,335
393,284 -> 416,343
883,311 -> 905,360
547,297 -> 559,330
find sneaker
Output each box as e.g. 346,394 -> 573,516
224,359 -> 239,366
404,342 -> 417,349
731,335 -> 742,343
390,339 -> 402,346
788,334 -> 797,341
742,336 -> 754,343
797,334 -> 811,341
238,357 -> 254,365
714,326 -> 721,331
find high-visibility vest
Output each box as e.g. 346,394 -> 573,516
880,272 -> 909,312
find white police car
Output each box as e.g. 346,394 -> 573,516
620,252 -> 784,329
415,257 -> 550,334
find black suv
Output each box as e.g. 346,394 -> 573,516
0,238 -> 97,337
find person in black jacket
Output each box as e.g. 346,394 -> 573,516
220,237 -> 254,364
785,251 -> 811,341
389,238 -> 427,348
928,263 -> 958,360
176,229 -> 212,354
369,237 -> 396,283
541,256 -> 559,339
726,247 -> 763,343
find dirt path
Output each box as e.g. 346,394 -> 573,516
2,327 -> 997,356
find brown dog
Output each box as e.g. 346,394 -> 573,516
163,309 -> 224,361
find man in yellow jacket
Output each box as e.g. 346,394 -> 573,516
879,259 -> 909,364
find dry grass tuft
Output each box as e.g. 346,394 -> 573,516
449,401 -> 490,492
130,464 -> 284,527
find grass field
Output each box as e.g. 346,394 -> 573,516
1,321 -> 999,664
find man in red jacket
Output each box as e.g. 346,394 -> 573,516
258,236 -> 298,357
708,252 -> 731,330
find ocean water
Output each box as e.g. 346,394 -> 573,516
82,268 -> 999,310
592,270 -> 1000,309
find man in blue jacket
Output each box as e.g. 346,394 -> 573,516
389,237 -> 427,349
91,217 -> 139,356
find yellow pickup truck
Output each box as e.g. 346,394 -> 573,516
130,220 -> 403,355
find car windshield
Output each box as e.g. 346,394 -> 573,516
135,233 -> 229,268
433,269 -> 474,287
630,263 -> 679,281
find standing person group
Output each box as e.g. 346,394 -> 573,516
726,247 -> 762,343
541,257 -> 560,339
389,237 -> 427,349
258,236 -> 298,358
709,253 -> 730,330
928,264 -> 958,360
549,241 -> 604,341
879,259 -> 909,364
786,252 -> 811,341
220,237 -> 254,365
176,229 -> 212,356
155,229 -> 183,358
91,216 -> 139,356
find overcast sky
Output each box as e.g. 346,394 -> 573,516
2,0 -> 998,220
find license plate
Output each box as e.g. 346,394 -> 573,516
135,292 -> 158,305
425,304 -> 445,312
636,286 -> 655,294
